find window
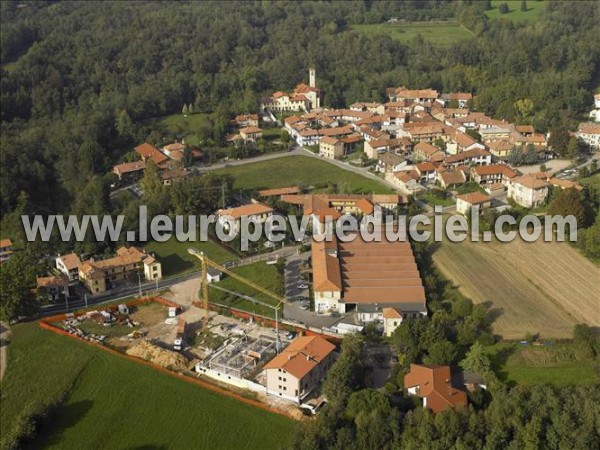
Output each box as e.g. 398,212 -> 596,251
278,376 -> 281,381
283,387 -> 287,391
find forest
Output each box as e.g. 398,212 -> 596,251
1,1 -> 599,237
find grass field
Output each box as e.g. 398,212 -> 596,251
432,238 -> 600,339
0,323 -> 293,449
214,155 -> 393,193
350,22 -> 473,46
485,1 -> 547,22
209,262 -> 283,318
146,236 -> 238,276
487,342 -> 599,386
146,112 -> 212,146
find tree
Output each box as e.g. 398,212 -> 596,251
547,127 -> 570,157
514,98 -> 534,123
0,250 -> 39,321
567,137 -> 582,160
323,333 -> 364,409
590,160 -> 598,173
423,340 -> 457,365
548,187 -> 594,228
460,341 -> 491,374
521,1 -> 528,13
498,2 -> 509,14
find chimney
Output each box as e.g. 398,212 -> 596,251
309,67 -> 316,88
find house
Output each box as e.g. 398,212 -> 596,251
216,203 -> 274,233
55,253 -> 82,281
79,247 -> 162,295
444,148 -> 492,168
264,335 -> 336,404
412,142 -> 445,163
376,152 -> 407,173
319,136 -> 345,159
364,137 -> 411,159
233,114 -> 259,128
470,164 -> 517,186
239,126 -> 263,143
260,68 -> 321,112
387,87 -> 439,104
311,234 -> 426,319
206,268 -> 222,283
437,92 -> 473,108
416,162 -> 437,184
382,307 -> 403,337
508,175 -> 549,208
159,168 -> 188,186
404,122 -> 445,143
36,275 -> 69,302
444,128 -> 484,155
0,238 -> 14,263
576,122 -> 600,149
112,160 -> 146,182
388,169 -> 424,194
135,143 -> 168,167
595,93 -> 600,109
437,169 -> 467,189
456,192 -> 492,215
404,364 -> 468,413
485,140 -> 513,159
258,186 -> 301,198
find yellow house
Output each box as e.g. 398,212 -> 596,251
319,136 -> 344,159
382,307 -> 403,337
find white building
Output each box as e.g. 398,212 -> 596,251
55,253 -> 82,282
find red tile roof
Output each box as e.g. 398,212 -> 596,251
264,336 -> 335,379
404,364 -> 468,413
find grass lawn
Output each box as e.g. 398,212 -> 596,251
350,22 -> 473,46
209,262 -> 283,318
419,191 -> 454,207
485,1 -> 547,22
486,342 -> 599,386
145,112 -> 212,146
213,155 -> 394,193
0,323 -> 293,449
146,236 -> 238,276
579,172 -> 600,196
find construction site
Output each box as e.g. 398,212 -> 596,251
49,250 -> 325,414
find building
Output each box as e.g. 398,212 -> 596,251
258,186 -> 301,198
112,160 -> 146,182
508,175 -> 549,208
264,335 -> 336,404
216,203 -> 274,233
404,364 -> 468,413
79,246 -> 162,295
416,162 -> 437,184
239,126 -> 263,143
0,238 -> 14,263
470,164 -> 517,186
382,307 -> 403,337
206,268 -> 223,283
319,136 -> 345,159
311,234 -> 426,321
387,87 -> 439,104
456,192 -> 492,215
36,275 -> 69,302
376,152 -> 407,174
437,92 -> 473,108
437,169 -> 467,189
55,253 -> 82,281
443,148 -> 492,168
135,143 -> 168,167
576,122 -> 600,149
412,142 -> 444,162
260,68 -> 321,112
485,140 -> 513,159
233,114 -> 259,128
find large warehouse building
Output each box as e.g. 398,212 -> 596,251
311,233 -> 426,322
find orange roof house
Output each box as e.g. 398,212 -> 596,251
404,364 -> 468,413
135,143 -> 168,167
217,203 -> 274,220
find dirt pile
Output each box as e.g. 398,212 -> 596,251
126,340 -> 189,371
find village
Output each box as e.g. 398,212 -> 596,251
4,67 -> 599,419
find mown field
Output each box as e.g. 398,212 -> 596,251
214,155 -> 393,193
146,236 -> 238,276
209,262 -> 283,318
432,238 -> 600,339
350,22 -> 473,45
485,1 -> 547,22
145,112 -> 212,146
0,323 -> 293,450
487,342 -> 599,386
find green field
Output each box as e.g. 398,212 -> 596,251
146,112 -> 212,146
146,236 -> 238,276
0,323 -> 293,450
485,1 -> 547,22
487,342 -> 599,386
209,262 -> 283,318
214,155 -> 393,193
350,22 -> 473,46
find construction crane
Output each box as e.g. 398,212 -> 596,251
187,248 -> 286,351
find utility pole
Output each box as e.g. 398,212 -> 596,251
221,182 -> 226,209
137,272 -> 142,297
84,293 -> 88,309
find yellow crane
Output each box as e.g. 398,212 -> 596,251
187,248 -> 285,351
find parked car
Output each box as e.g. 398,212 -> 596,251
297,283 -> 308,289
285,331 -> 296,340
298,304 -> 309,310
